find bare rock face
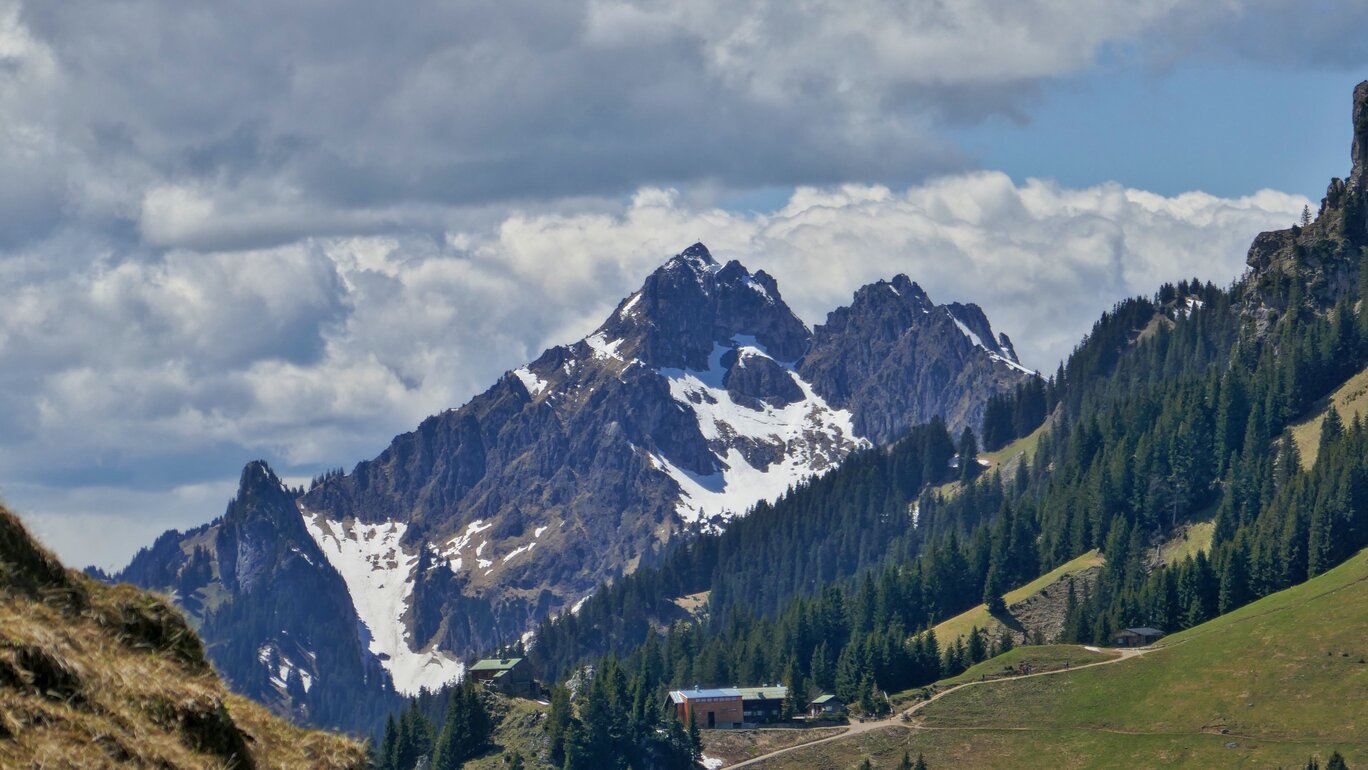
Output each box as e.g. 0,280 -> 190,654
113,462 -> 399,732
798,275 -> 1033,444
114,243 -> 1033,727
1350,80 -> 1368,198
1243,80 -> 1368,327
723,349 -> 805,408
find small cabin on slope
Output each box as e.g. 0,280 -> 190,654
1112,627 -> 1164,647
468,657 -> 538,697
808,694 -> 846,718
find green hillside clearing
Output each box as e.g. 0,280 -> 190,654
1290,364 -> 1368,468
934,645 -> 1119,687
745,547 -> 1368,768
930,420 -> 1050,500
931,549 -> 1104,645
1156,520 -> 1214,567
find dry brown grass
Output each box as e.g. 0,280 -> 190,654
0,506 -> 367,769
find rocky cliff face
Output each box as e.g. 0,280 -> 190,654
114,463 -> 401,732
1243,80 -> 1368,325
113,243 -> 1032,727
798,275 -> 1032,445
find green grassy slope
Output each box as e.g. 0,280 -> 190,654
934,645 -> 1118,687
750,547 -> 1368,769
931,549 -> 1104,645
1290,364 -> 1368,468
464,698 -> 553,770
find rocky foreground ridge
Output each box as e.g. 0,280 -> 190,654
0,504 -> 367,769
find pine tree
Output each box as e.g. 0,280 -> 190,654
378,714 -> 398,770
897,752 -> 914,770
782,662 -> 804,721
958,428 -> 980,484
1326,750 -> 1349,770
432,678 -> 491,770
1320,407 -> 1344,456
914,754 -> 930,770
688,711 -> 702,761
546,685 -> 573,766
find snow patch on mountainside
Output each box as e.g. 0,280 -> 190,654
653,340 -> 866,524
512,367 -> 548,396
585,332 -> 626,361
257,642 -> 314,695
946,309 -> 1037,376
301,511 -> 465,696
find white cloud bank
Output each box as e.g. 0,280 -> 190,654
1,174 -> 1307,568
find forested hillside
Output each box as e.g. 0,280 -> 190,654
519,81 -> 1368,719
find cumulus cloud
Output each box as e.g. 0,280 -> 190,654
0,0 -> 1350,566
1,175 -> 1306,567
0,0 -> 1353,254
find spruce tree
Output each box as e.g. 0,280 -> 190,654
433,679 -> 491,770
958,428 -> 980,484
1320,408 -> 1344,455
378,714 -> 398,770
914,753 -> 929,770
546,685 -> 573,767
688,711 -> 702,760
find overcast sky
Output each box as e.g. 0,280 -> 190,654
2,0 -> 1364,568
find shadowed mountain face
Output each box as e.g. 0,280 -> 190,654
112,243 -> 1032,728
798,274 -> 1033,445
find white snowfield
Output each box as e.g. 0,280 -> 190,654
257,642 -> 313,694
301,511 -> 465,697
654,338 -> 867,525
946,308 -> 1037,375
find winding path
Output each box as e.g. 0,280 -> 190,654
726,646 -> 1156,769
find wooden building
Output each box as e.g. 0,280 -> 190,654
1112,627 -> 1164,647
736,686 -> 787,724
468,657 -> 538,697
807,694 -> 845,718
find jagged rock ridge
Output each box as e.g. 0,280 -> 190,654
1242,80 -> 1368,326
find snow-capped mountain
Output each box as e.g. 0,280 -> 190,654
109,243 -> 1033,730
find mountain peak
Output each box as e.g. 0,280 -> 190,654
239,458 -> 285,493
1351,80 -> 1368,196
1245,80 -> 1368,318
594,244 -> 810,368
678,241 -> 716,263
661,242 -> 721,278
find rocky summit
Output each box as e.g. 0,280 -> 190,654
1242,80 -> 1368,328
110,244 -> 1033,730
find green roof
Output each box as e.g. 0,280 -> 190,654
809,694 -> 840,705
469,657 -> 523,672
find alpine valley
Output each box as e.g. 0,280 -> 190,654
105,243 -> 1035,730
86,80 -> 1368,768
